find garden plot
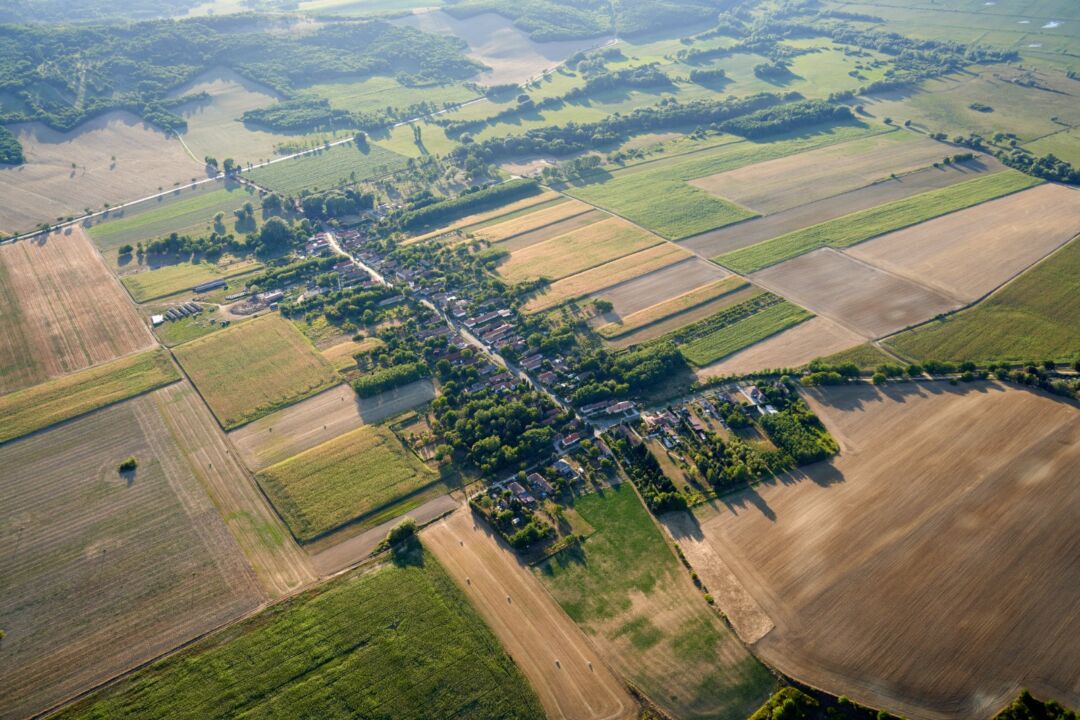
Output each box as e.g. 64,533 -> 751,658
0,228 -> 154,394
0,391 -> 264,720
0,111 -> 200,235
686,382 -> 1080,720
847,183 -> 1080,303
751,248 -> 962,338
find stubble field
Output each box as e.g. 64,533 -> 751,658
0,391 -> 265,720
590,257 -> 732,320
0,228 -> 155,394
685,382 -> 1080,720
694,316 -> 865,378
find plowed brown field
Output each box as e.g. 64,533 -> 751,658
686,382 -> 1080,720
0,227 -> 154,394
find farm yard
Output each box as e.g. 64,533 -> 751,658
536,484 -> 774,720
686,382 -> 1080,720
54,548 -> 545,720
230,379 -> 435,470
0,391 -> 264,720
255,423 -> 439,542
173,313 -> 340,430
425,510 -> 637,720
246,139 -> 409,194
0,228 -> 155,394
694,316 -> 866,378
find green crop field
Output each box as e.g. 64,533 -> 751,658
173,313 -> 340,430
247,141 -> 410,194
536,484 -> 773,719
716,170 -> 1041,273
122,259 -> 261,303
0,349 -> 179,444
678,299 -> 813,366
887,237 -> 1080,364
564,121 -> 882,239
56,549 -> 544,720
256,424 -> 439,542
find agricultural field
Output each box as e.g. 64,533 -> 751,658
751,248 -> 959,339
716,170 -> 1041,273
496,217 -> 662,284
0,391 -> 264,720
694,316 -> 867,378
173,313 -> 340,430
255,423 -> 439,542
472,198 -> 597,244
246,139 -> 409,194
229,379 -> 435,471
122,258 -> 261,302
536,484 -> 774,719
887,237 -> 1080,364
676,297 -> 813,367
847,183 -> 1080,303
598,276 -> 752,339
0,228 -> 155,394
425,509 -> 637,720
523,243 -> 693,313
589,257 -> 732,319
306,74 -> 479,117
404,191 -> 564,244
686,382 -> 1080,719
54,547 -> 545,720
0,112 -> 200,235
1024,127 -> 1080,165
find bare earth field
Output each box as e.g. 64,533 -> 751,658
689,132 -> 953,214
0,112 -> 200,234
0,391 -> 265,720
684,382 -> 1080,720
424,509 -> 637,720
591,257 -> 730,318
228,379 -> 435,471
751,248 -> 961,338
0,228 -> 154,394
473,198 -> 596,243
847,183 -> 1080,303
695,316 -> 866,378
496,209 -> 608,252
604,286 -> 764,349
680,159 -> 1004,258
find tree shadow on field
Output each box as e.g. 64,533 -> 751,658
806,378 -> 1004,415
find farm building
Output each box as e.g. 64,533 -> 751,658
193,278 -> 227,294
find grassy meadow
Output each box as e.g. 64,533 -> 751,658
717,170 -> 1041,273
122,259 -> 261,303
816,343 -> 897,371
0,349 -> 179,444
247,141 -> 409,194
56,550 -> 545,720
256,424 -> 439,542
173,313 -> 340,430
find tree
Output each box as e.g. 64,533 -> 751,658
256,217 -> 293,252
222,158 -> 236,174
117,243 -> 133,256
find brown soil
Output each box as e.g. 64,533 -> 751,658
495,209 -> 607,252
424,508 -> 637,720
592,257 -> 730,317
695,316 -> 865,377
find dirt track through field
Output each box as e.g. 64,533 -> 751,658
424,509 -> 636,720
695,316 -> 865,377
688,382 -> 1080,720
0,227 -> 154,394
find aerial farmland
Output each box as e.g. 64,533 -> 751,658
1,1 -> 1078,719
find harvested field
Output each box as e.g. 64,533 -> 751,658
681,158 -> 1005,258
598,276 -> 748,338
173,313 -> 340,430
0,228 -> 154,394
523,243 -> 692,313
605,286 -> 765,349
155,382 -> 316,596
496,209 -> 608,252
686,382 -> 1080,720
229,379 -> 435,471
847,183 -> 1080,303
256,423 -> 438,542
497,217 -> 661,284
0,111 -> 199,235
0,391 -> 264,720
122,258 -> 261,303
536,484 -> 774,719
403,191 -> 562,244
751,248 -> 961,338
590,257 -> 729,318
690,131 -> 955,213
0,349 -> 179,445
425,509 -> 637,720
472,198 -> 595,243
56,548 -> 544,720
694,316 -> 866,378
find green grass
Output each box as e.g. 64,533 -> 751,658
247,141 -> 410,194
536,484 -> 773,719
55,549 -> 545,720
173,313 -> 340,430
0,349 -> 179,444
679,300 -> 813,366
154,313 -> 228,347
563,121 -> 882,239
716,170 -> 1042,273
815,343 -> 897,371
122,259 -> 261,303
887,237 -> 1080,364
306,75 -> 478,117
256,424 -> 438,542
